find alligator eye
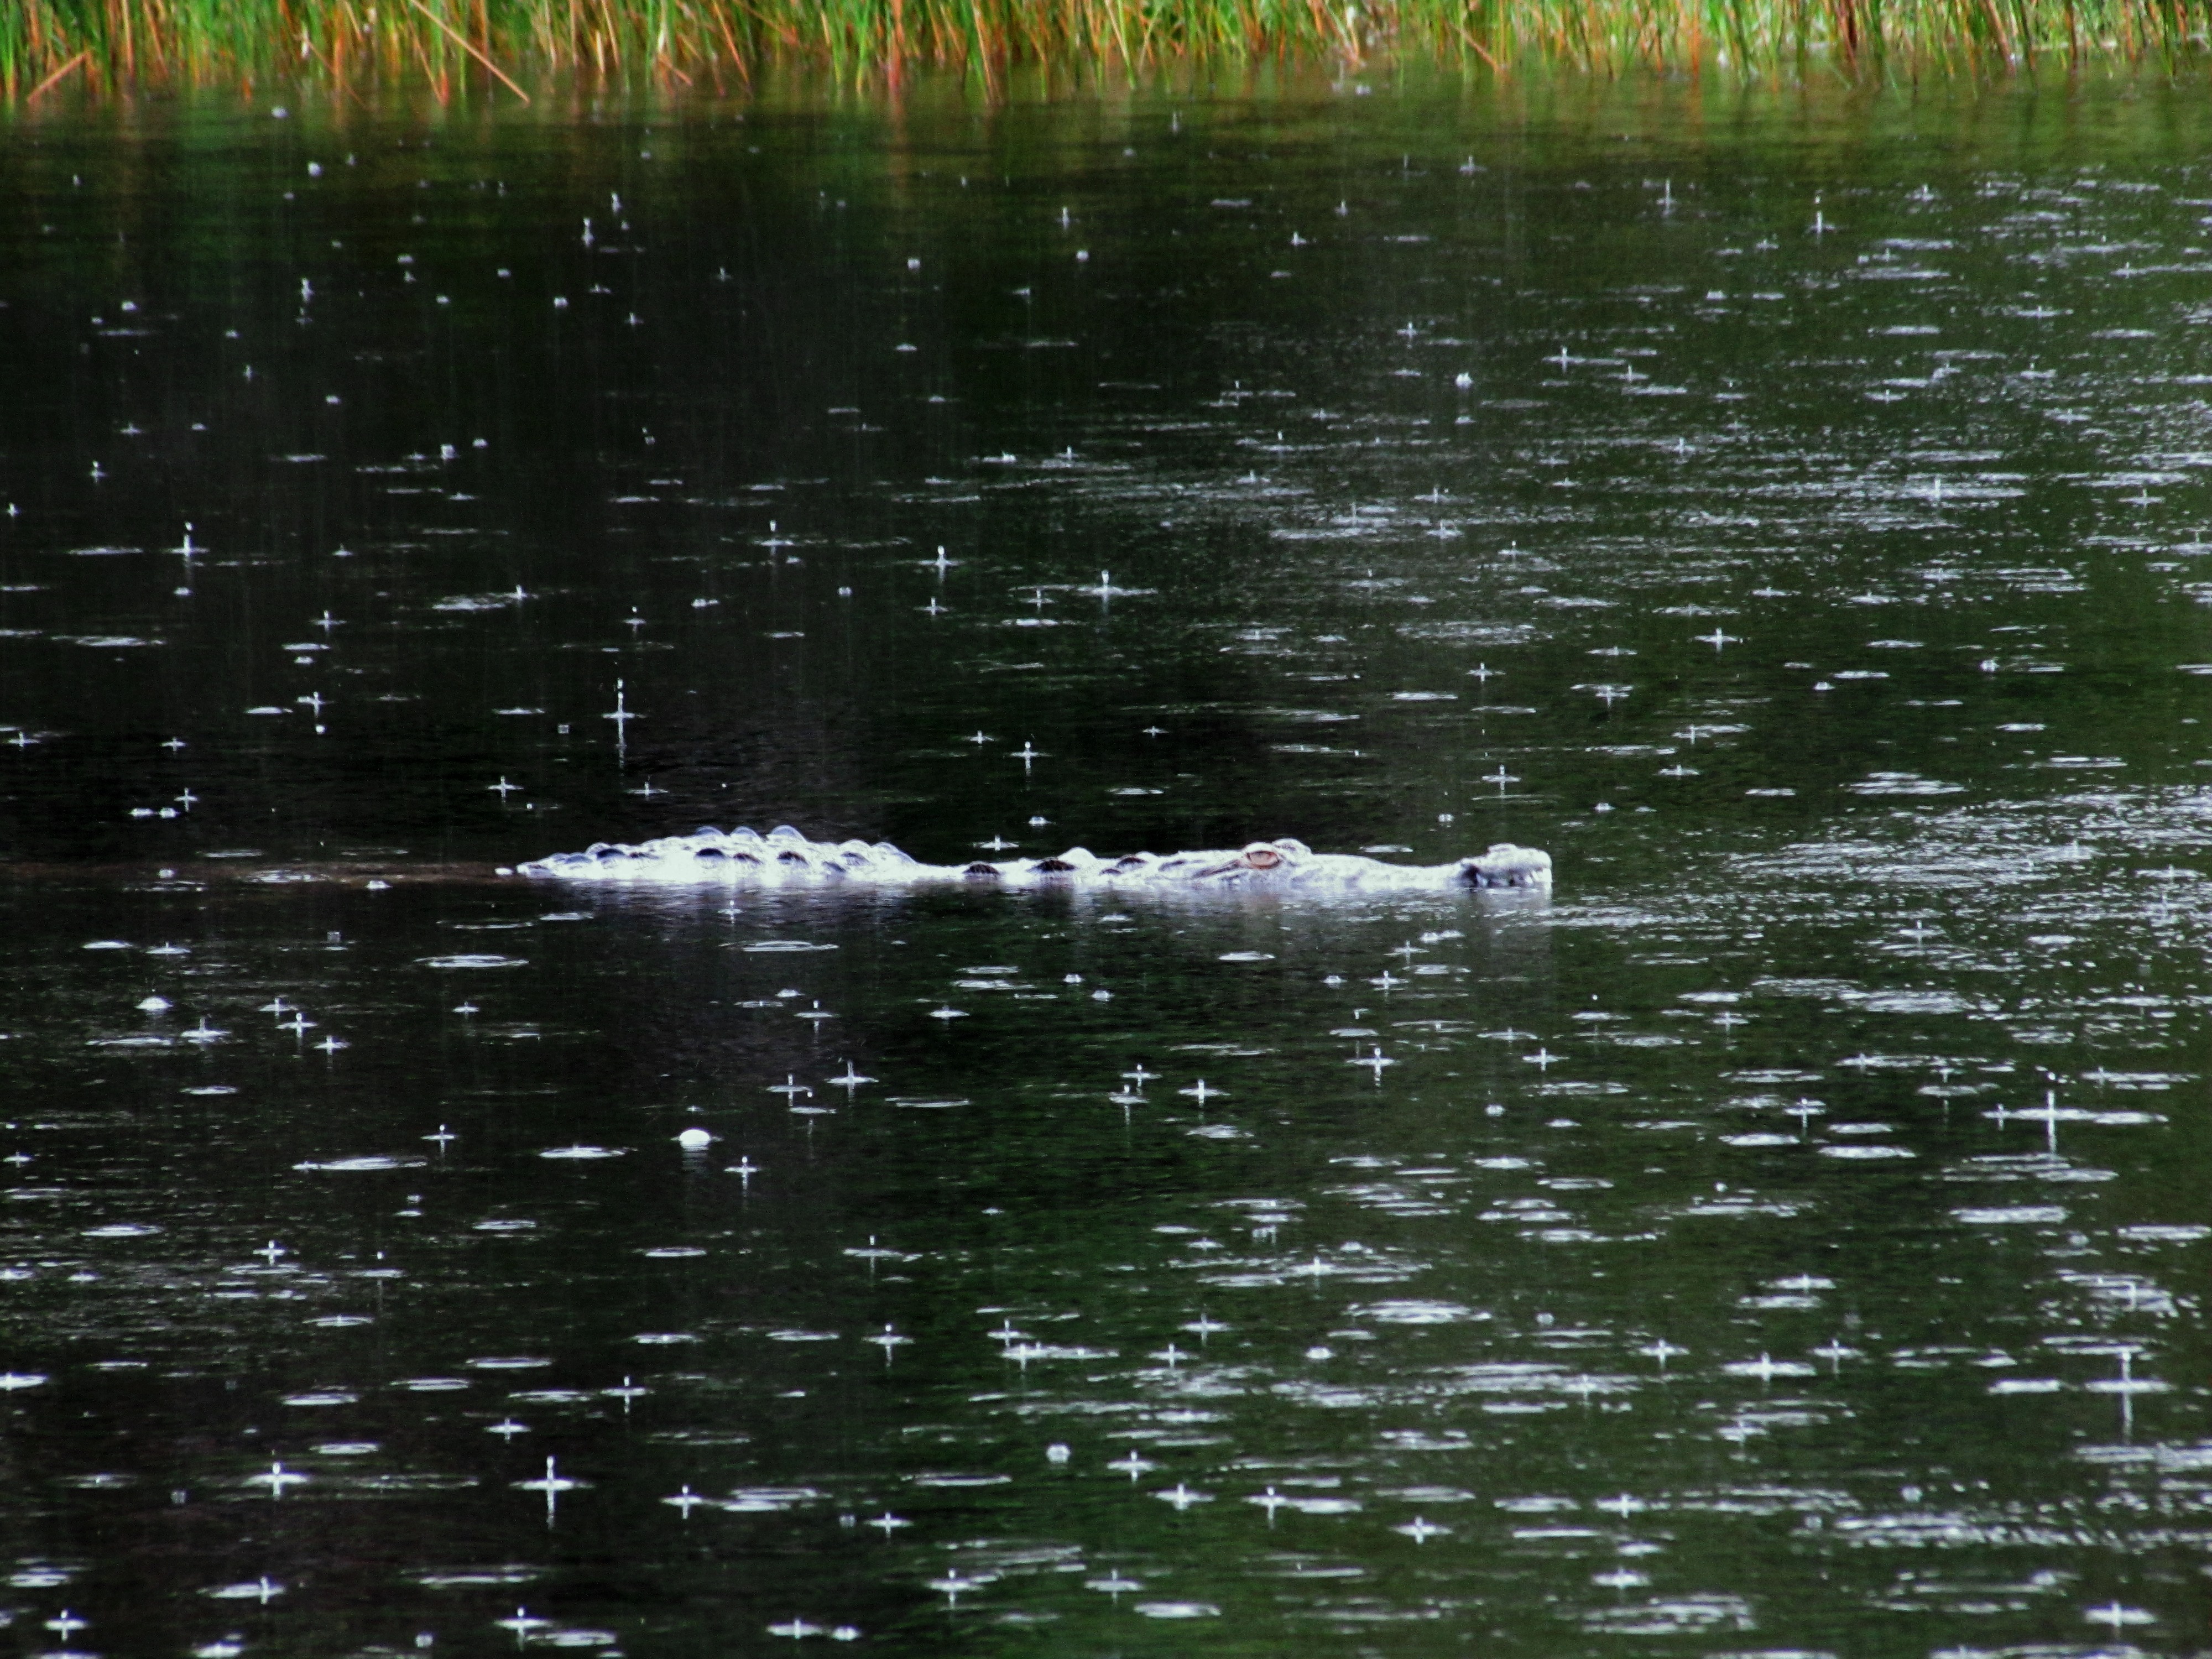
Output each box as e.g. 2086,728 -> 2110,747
778,849 -> 807,864
1036,857 -> 1074,873
963,862 -> 1001,878
1245,847 -> 1283,869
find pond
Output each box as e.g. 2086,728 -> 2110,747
0,65 -> 2208,1657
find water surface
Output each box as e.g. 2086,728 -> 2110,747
0,67 -> 2208,1658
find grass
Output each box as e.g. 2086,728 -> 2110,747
2,0 -> 2206,98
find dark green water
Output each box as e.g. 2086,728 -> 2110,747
0,66 -> 2208,1658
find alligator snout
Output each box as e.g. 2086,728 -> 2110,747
1458,843 -> 1552,890
1465,867 -> 1536,888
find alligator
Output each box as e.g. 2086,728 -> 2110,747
518,826 -> 1551,893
